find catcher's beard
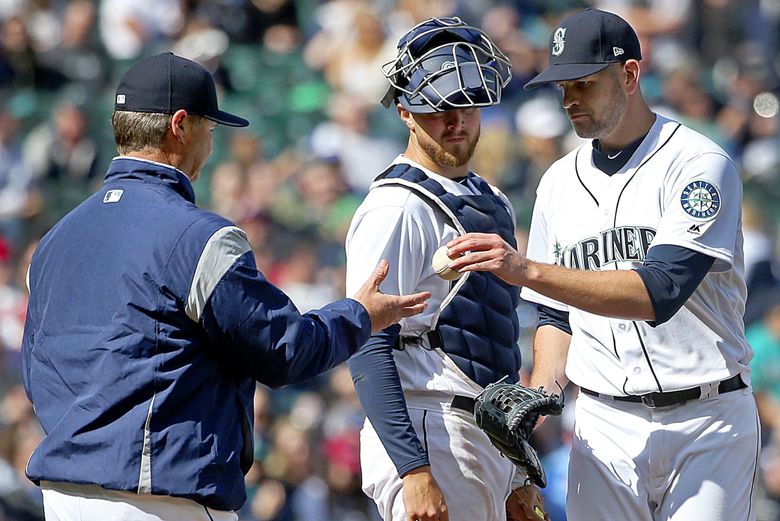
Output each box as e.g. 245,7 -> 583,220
418,126 -> 480,167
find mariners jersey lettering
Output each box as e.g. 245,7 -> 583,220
554,226 -> 656,269
521,115 -> 751,396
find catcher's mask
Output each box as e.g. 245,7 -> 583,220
381,17 -> 512,113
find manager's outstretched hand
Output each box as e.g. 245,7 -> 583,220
353,260 -> 431,333
446,233 -> 529,287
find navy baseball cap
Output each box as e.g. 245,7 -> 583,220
114,52 -> 249,127
524,9 -> 641,90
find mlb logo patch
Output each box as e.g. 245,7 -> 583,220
116,94 -> 126,104
103,189 -> 124,203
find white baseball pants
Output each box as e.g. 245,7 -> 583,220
41,481 -> 238,521
359,394 -> 516,521
568,387 -> 760,521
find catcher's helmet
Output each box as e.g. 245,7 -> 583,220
381,17 -> 511,113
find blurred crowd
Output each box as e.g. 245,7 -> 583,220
0,0 -> 778,520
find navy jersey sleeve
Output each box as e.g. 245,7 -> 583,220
634,244 -> 715,326
537,305 -> 572,335
347,325 -> 429,477
200,250 -> 371,388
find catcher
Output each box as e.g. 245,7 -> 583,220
345,16 -> 564,521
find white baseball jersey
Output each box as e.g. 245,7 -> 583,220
346,156 -> 519,521
521,114 -> 752,396
345,155 -> 516,398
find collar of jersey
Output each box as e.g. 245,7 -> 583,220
591,132 -> 648,176
105,156 -> 196,203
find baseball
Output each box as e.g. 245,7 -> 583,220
432,245 -> 462,281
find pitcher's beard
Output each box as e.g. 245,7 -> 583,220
571,78 -> 627,139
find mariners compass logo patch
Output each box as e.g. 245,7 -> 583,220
552,27 -> 566,56
680,180 -> 720,220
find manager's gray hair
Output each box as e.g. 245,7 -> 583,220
111,111 -> 171,155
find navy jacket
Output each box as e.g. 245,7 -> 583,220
21,157 -> 371,511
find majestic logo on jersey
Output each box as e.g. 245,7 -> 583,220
555,226 -> 656,270
680,181 -> 720,220
687,223 -> 702,235
552,28 -> 566,56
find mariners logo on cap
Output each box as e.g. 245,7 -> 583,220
552,27 -> 566,56
680,180 -> 720,220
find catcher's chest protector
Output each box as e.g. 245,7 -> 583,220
376,164 -> 521,386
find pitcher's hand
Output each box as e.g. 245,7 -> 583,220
353,260 -> 431,333
447,233 -> 528,286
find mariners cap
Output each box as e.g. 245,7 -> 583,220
524,9 -> 641,90
114,52 -> 249,127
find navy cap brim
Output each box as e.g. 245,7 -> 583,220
524,62 -> 611,90
205,110 -> 249,127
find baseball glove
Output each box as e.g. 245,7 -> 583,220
506,483 -> 550,521
474,382 -> 564,488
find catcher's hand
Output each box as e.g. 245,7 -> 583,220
474,382 -> 564,487
506,484 -> 550,521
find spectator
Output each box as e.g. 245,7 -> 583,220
197,0 -> 299,47
743,199 -> 780,325
321,8 -> 392,104
98,0 -> 185,60
749,290 -> 780,440
275,241 -> 340,313
505,95 -> 570,205
0,236 -> 26,381
309,93 -> 399,192
539,403 -> 575,521
0,384 -> 43,521
0,108 -> 39,248
208,130 -> 268,220
36,0 -> 107,91
22,100 -> 99,225
271,158 -> 361,244
250,418 -> 328,521
0,16 -> 38,89
320,366 -> 374,521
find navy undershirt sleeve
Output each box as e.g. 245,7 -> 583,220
634,244 -> 715,326
537,305 -> 572,335
347,324 -> 429,477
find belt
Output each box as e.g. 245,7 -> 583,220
580,374 -> 746,408
451,395 -> 476,413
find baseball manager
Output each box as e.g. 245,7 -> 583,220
21,52 -> 429,521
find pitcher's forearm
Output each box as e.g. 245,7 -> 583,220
524,261 -> 655,321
